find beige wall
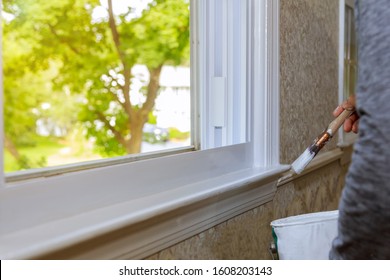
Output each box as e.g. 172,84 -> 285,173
280,0 -> 339,164
146,0 -> 347,260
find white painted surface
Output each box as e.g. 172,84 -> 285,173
0,142 -> 288,259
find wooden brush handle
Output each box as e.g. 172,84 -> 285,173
327,109 -> 354,135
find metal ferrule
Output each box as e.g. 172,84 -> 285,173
308,130 -> 332,155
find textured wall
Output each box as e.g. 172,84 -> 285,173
145,0 -> 344,260
280,0 -> 339,164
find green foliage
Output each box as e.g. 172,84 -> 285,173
16,155 -> 47,170
3,0 -> 190,165
3,136 -> 63,172
121,0 -> 190,68
168,127 -> 190,140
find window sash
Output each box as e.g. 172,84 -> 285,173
2,1 -> 195,181
198,0 -> 248,149
0,0 -> 280,183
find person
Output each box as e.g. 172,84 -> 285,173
329,0 -> 390,259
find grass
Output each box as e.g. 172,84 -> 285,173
4,131 -> 190,173
4,135 -> 104,173
4,136 -> 67,173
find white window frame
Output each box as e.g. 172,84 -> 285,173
338,0 -> 358,146
0,0 -> 286,259
199,0 -> 248,149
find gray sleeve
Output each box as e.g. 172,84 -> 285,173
330,0 -> 390,259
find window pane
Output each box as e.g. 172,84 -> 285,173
340,3 -> 358,145
2,0 -> 191,173
344,5 -> 357,99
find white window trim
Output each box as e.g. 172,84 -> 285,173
252,0 -> 280,168
0,0 -> 287,259
199,0 -> 248,148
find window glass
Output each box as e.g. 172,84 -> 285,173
344,5 -> 357,99
339,2 -> 358,145
2,0 -> 190,173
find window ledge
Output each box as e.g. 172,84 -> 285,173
0,155 -> 288,259
277,148 -> 351,187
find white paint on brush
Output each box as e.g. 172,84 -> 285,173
291,149 -> 315,174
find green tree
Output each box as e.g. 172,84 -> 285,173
3,17 -> 53,168
3,0 -> 190,159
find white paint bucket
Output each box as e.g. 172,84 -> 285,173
270,210 -> 339,260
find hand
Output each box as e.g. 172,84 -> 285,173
333,95 -> 359,133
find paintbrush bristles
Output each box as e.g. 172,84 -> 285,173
291,149 -> 315,174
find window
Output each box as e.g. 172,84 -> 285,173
338,0 -> 357,145
0,0 -> 284,259
2,0 -> 192,178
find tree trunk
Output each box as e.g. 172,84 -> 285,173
127,118 -> 144,154
4,135 -> 21,162
125,65 -> 163,154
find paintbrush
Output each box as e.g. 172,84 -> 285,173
291,108 -> 355,174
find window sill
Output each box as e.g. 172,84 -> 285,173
0,144 -> 289,259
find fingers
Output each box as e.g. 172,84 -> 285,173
333,96 -> 356,117
352,119 -> 359,134
343,95 -> 356,110
333,95 -> 358,133
343,112 -> 359,133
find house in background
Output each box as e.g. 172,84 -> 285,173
131,64 -> 191,134
132,65 -> 191,152
0,0 -> 356,260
